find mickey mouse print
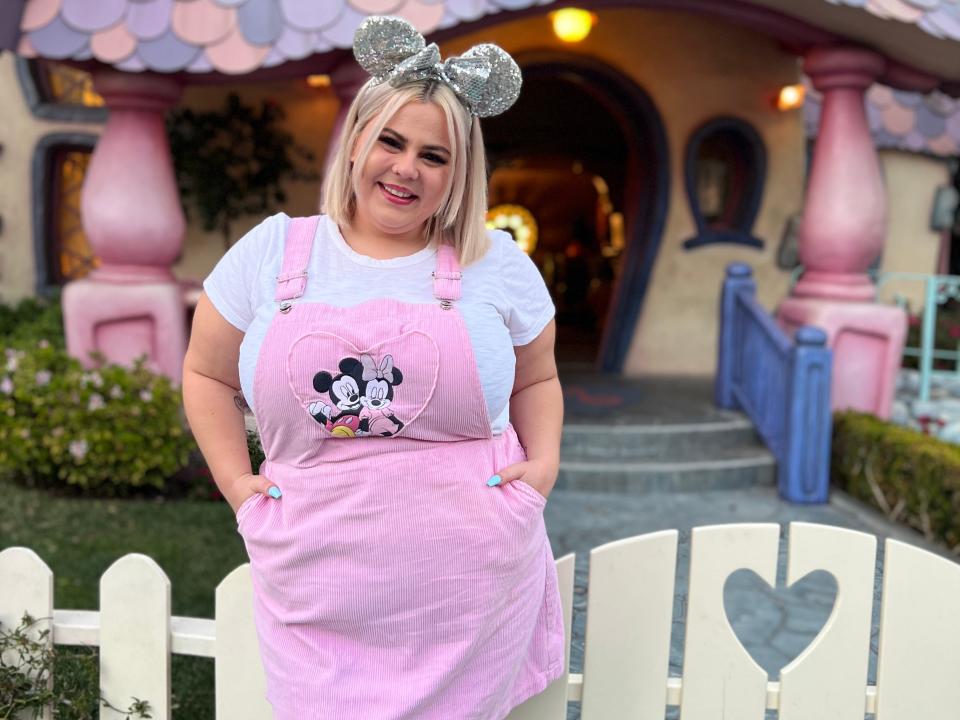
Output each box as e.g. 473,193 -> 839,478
287,329 -> 440,442
309,354 -> 406,437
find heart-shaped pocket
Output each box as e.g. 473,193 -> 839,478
723,568 -> 838,675
287,330 -> 439,439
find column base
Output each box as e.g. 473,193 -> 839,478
777,297 -> 906,419
62,279 -> 187,384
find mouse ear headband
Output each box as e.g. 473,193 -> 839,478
352,15 -> 522,118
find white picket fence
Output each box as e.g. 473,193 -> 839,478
3,521 -> 960,719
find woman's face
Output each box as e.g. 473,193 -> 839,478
351,100 -> 453,240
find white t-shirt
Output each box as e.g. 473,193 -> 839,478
203,213 -> 554,434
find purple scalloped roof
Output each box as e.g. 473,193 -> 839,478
8,0 -> 960,80
828,0 -> 960,40
13,0 -> 479,74
804,77 -> 960,157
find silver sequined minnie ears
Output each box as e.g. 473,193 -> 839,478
353,15 -> 522,118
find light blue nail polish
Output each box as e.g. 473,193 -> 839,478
268,486 -> 282,499
486,475 -> 502,487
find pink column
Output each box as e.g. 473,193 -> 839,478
778,47 -> 906,418
62,71 -> 187,383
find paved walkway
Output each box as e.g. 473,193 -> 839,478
542,485 -> 950,718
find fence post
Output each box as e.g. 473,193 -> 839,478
0,547 -> 54,720
782,326 -> 832,503
716,263 -> 756,409
99,554 -> 172,719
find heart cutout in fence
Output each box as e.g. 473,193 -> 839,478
722,568 -> 838,676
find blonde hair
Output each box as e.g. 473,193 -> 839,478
321,79 -> 490,266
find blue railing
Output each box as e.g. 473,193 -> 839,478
715,263 -> 833,503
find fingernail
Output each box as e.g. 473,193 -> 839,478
268,486 -> 282,499
486,475 -> 502,487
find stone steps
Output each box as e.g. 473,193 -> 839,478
557,416 -> 776,493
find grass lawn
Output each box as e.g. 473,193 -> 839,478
0,477 -> 249,719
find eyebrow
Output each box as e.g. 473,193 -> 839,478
382,127 -> 451,155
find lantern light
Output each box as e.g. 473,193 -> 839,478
307,74 -> 331,88
550,9 -> 596,43
777,83 -> 805,111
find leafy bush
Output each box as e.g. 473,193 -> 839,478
0,294 -> 64,350
167,93 -> 318,249
0,612 -> 152,720
0,342 -> 196,497
832,411 -> 960,550
248,429 -> 265,472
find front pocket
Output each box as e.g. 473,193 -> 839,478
235,492 -> 266,530
512,478 -> 547,507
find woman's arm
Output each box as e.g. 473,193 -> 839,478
182,293 -> 278,514
490,320 -> 562,499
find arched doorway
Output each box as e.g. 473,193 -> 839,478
482,53 -> 669,371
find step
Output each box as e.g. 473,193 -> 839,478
561,418 -> 762,461
556,450 -> 777,494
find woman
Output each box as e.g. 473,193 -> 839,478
183,16 -> 564,720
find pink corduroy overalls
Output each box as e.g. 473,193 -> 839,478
233,216 -> 565,719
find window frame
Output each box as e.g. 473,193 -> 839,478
32,134 -> 99,294
16,58 -> 108,123
682,116 -> 767,251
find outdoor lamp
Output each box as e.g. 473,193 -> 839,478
777,83 -> 805,111
550,9 -> 596,43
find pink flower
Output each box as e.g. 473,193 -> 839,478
5,356 -> 17,372
109,385 -> 123,399
34,370 -> 51,386
139,389 -> 153,403
87,394 -> 105,411
69,439 -> 88,460
37,339 -> 49,349
0,377 -> 12,395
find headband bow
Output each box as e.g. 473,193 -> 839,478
361,353 -> 395,383
353,16 -> 522,118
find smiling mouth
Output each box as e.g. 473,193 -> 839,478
378,182 -> 418,203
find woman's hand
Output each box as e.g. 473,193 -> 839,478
227,472 -> 283,515
488,458 -> 558,500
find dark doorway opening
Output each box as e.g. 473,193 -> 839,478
481,53 -> 668,371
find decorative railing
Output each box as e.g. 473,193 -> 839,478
5,521 -> 960,718
716,263 -> 832,503
875,271 -> 960,402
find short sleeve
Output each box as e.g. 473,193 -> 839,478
202,213 -> 287,332
495,230 -> 555,345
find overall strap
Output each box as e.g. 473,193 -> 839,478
432,243 -> 462,305
275,215 -> 320,302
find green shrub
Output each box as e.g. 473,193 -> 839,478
832,411 -> 960,550
247,429 -> 265,472
0,343 -> 196,497
0,293 -> 64,350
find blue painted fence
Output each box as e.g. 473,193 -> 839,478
715,263 -> 833,503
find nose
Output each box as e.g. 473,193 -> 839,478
392,151 -> 419,180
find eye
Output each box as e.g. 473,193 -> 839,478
378,135 -> 401,149
423,152 -> 448,165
